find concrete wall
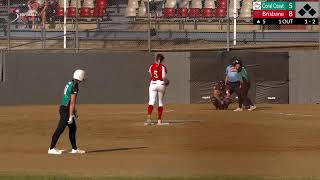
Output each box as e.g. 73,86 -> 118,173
1,50 -> 319,105
0,51 -> 191,105
289,51 -> 320,104
0,51 -> 152,105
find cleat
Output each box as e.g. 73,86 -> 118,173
69,149 -> 86,154
144,119 -> 152,126
248,106 -> 257,111
48,148 -> 63,155
233,108 -> 243,112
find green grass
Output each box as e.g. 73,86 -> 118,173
1,176 -> 320,180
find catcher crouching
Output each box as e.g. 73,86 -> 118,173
211,80 -> 231,110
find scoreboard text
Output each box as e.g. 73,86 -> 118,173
253,1 -> 319,25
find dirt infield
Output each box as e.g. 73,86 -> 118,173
1,104 -> 320,177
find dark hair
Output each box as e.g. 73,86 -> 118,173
156,54 -> 165,63
231,56 -> 242,67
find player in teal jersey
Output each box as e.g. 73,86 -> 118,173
48,69 -> 86,155
234,59 -> 256,111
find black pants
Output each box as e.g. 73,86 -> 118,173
226,81 -> 242,108
240,81 -> 254,108
50,105 -> 77,150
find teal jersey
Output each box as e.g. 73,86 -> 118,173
61,80 -> 78,106
240,67 -> 249,81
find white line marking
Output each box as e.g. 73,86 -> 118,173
95,110 -> 175,116
261,111 -> 314,117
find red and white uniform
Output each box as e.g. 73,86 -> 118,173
148,63 -> 167,107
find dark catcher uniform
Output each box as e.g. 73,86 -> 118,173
50,80 -> 79,150
211,80 -> 231,110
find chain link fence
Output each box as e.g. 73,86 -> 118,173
0,0 -> 318,51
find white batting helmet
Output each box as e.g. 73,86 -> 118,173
73,69 -> 86,82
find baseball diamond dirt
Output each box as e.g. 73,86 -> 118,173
1,104 -> 320,178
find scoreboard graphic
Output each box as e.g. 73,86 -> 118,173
253,1 -> 319,25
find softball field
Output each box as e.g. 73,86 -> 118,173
1,104 -> 320,179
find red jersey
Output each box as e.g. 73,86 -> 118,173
149,63 -> 167,81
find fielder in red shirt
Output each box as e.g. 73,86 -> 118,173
145,54 -> 169,125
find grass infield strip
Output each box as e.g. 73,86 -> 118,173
1,176 -> 320,180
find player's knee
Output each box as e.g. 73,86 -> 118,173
54,127 -> 65,136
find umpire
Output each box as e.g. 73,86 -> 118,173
225,58 -> 243,111
48,69 -> 86,155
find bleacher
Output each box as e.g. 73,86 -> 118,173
125,0 -> 253,20
124,0 -> 317,31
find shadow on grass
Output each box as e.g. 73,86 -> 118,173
87,147 -> 148,154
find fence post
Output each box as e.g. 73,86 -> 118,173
41,28 -> 45,48
76,0 -> 79,52
44,28 -> 46,48
7,0 -> 10,51
147,0 -> 151,52
0,50 -> 6,83
227,0 -> 230,51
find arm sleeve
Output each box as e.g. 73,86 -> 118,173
225,66 -> 229,75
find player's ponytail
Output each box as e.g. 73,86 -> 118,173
156,54 -> 165,64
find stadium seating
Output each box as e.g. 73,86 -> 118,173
96,0 -> 107,9
240,0 -> 252,18
177,7 -> 189,17
93,0 -> 107,18
124,0 -> 255,21
125,0 -> 139,17
67,0 -> 81,17
189,0 -> 202,17
162,0 -> 177,18
56,0 -> 69,18
138,0 -> 147,17
216,0 -> 227,9
230,0 -> 241,17
162,7 -> 176,18
202,0 -> 215,18
215,0 -> 226,17
80,0 -> 94,17
176,0 -> 189,18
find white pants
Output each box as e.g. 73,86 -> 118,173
149,81 -> 166,107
